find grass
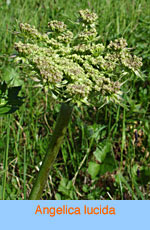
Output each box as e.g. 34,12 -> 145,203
0,0 -> 150,200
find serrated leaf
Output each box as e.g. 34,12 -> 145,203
2,67 -> 22,86
93,142 -> 111,163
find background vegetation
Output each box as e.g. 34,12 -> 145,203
0,0 -> 150,200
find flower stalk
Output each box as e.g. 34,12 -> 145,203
29,103 -> 73,200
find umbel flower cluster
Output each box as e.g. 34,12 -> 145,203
15,9 -> 142,106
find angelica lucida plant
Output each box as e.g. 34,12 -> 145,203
14,9 -> 142,199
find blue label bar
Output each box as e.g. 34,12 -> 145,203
0,201 -> 149,230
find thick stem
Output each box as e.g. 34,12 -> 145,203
29,103 -> 73,200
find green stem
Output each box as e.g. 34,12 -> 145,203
2,115 -> 11,200
29,103 -> 73,200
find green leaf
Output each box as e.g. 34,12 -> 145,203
0,83 -> 23,115
93,142 -> 111,163
2,67 -> 23,86
99,153 -> 117,175
0,105 -> 11,115
88,162 -> 100,179
133,70 -> 144,81
55,193 -> 62,200
58,177 -> 77,199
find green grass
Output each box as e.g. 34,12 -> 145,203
0,0 -> 150,200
